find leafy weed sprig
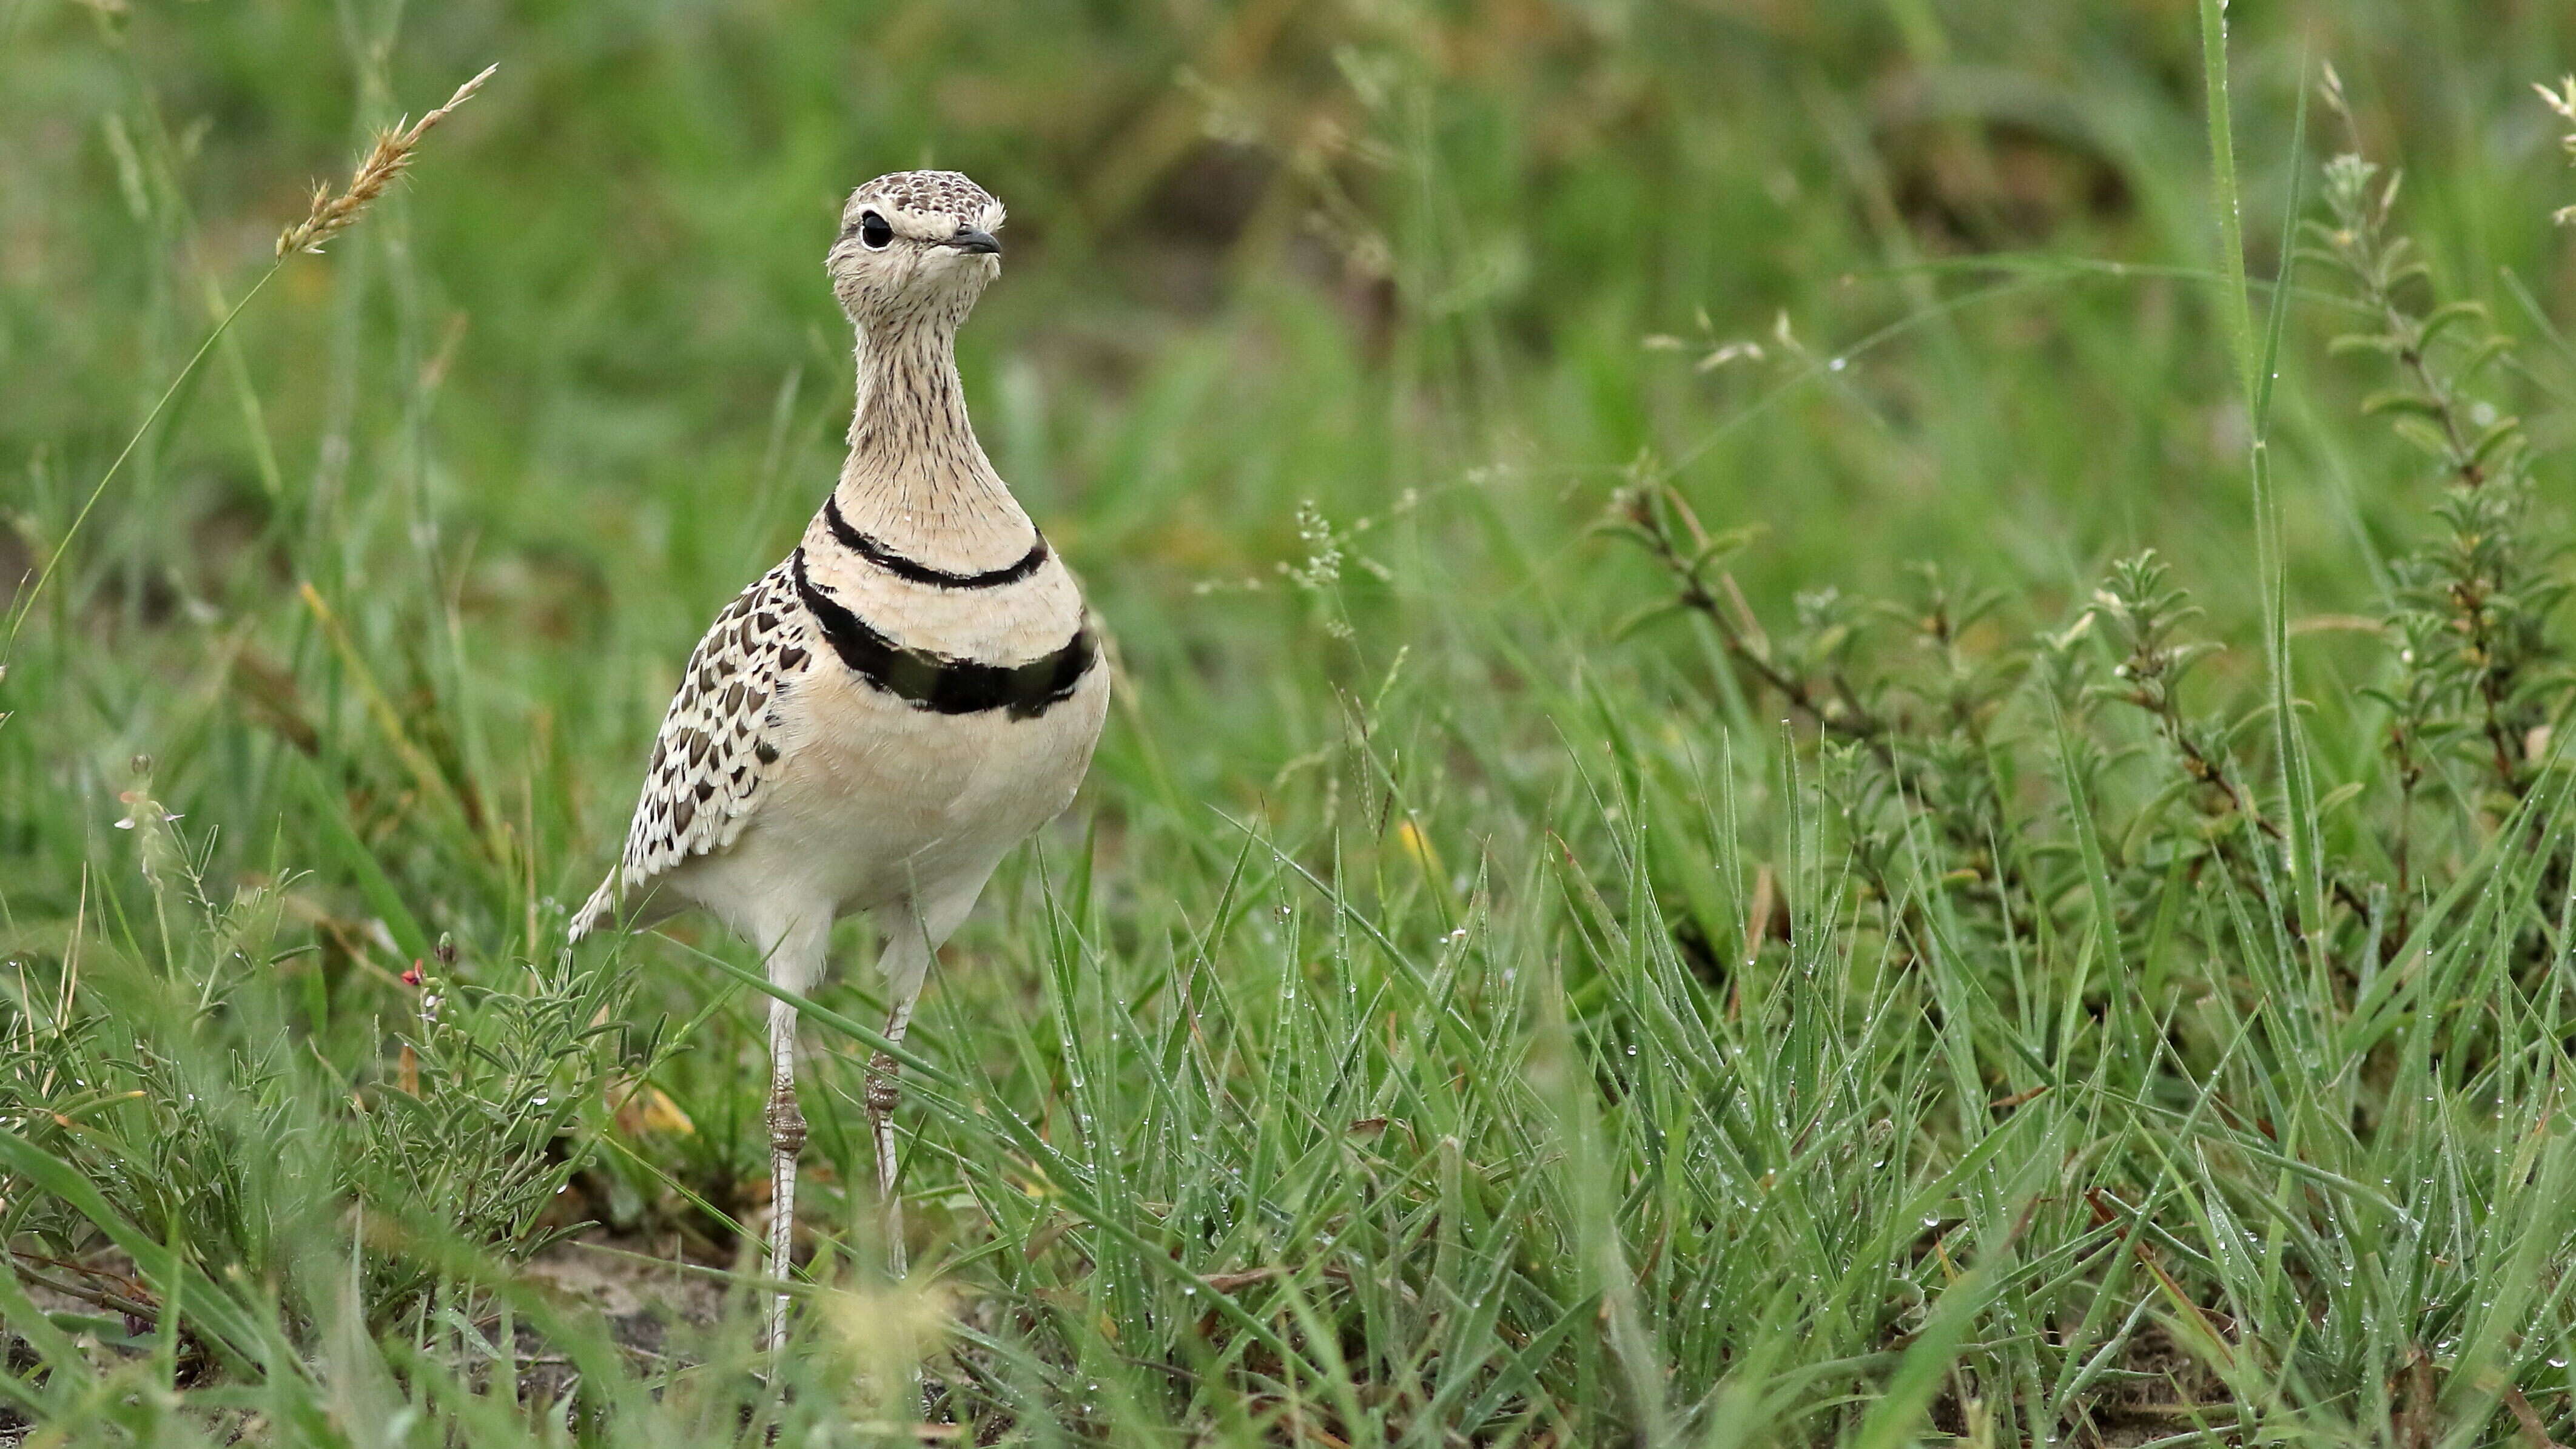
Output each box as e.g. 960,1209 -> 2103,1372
2302,86 -> 2570,804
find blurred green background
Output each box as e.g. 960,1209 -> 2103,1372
1,11 -> 2562,653
5,2 -> 2574,862
11,1 -> 2576,1438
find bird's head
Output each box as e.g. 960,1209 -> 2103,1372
827,170 -> 1005,334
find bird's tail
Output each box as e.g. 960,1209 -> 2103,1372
568,873 -> 621,943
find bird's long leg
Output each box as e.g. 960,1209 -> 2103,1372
867,989 -> 921,1282
864,883 -> 980,1422
759,913 -> 829,1355
763,990 -> 806,1352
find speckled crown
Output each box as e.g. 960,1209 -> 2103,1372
849,170 -> 1001,229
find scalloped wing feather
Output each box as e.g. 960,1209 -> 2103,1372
571,563 -> 813,938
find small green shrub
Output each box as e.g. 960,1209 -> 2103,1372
1,760 -> 630,1339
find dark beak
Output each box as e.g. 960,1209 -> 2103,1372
942,229 -> 1003,256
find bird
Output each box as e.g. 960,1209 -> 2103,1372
569,170 -> 1109,1345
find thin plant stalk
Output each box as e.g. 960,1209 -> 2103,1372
1,61 -> 494,668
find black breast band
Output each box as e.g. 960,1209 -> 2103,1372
824,495 -> 1049,588
790,548 -> 1094,719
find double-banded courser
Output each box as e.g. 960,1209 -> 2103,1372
571,171 -> 1108,1341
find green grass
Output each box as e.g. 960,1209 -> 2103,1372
9,1 -> 2576,1444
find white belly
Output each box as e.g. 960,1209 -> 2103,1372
665,657 -> 1109,932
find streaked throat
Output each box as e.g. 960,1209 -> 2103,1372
830,315 -> 1034,572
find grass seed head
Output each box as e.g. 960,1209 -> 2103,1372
275,62 -> 495,258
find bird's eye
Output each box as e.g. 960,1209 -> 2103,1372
859,211 -> 893,250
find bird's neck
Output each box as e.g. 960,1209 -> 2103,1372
830,321 -> 1031,568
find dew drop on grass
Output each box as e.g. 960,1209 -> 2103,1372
1828,356 -> 1847,372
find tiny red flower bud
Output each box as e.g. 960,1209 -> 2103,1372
402,962 -> 423,987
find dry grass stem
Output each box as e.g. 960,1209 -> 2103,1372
275,62 -> 496,258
